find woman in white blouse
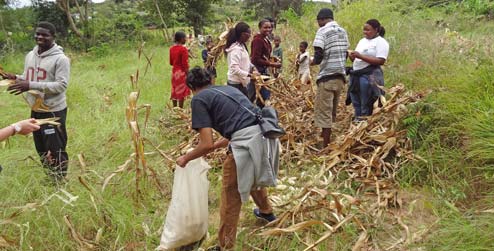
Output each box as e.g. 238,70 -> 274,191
348,19 -> 389,118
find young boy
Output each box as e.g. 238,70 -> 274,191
201,41 -> 217,84
296,41 -> 311,86
272,35 -> 283,77
5,21 -> 70,181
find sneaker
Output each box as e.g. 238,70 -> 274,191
206,246 -> 221,251
179,233 -> 207,251
253,208 -> 276,222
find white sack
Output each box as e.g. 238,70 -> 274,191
157,157 -> 210,250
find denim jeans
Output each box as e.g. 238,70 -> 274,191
349,75 -> 372,117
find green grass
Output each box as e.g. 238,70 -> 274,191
1,0 -> 494,250
0,44 -> 211,249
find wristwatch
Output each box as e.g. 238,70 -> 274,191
11,123 -> 21,136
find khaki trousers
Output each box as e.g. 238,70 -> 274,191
314,78 -> 344,128
218,153 -> 273,250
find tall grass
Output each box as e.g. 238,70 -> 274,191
1,0 -> 494,249
0,44 -> 208,249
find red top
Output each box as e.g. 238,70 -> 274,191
170,44 -> 189,71
169,44 -> 190,100
250,34 -> 272,69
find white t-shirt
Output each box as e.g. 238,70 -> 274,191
297,51 -> 310,75
352,36 -> 389,70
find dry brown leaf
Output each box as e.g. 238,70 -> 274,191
259,220 -> 325,236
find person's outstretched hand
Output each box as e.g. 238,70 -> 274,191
14,119 -> 40,135
7,79 -> 29,95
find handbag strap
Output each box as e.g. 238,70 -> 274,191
210,88 -> 261,121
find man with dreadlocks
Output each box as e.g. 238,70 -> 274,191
3,21 -> 70,182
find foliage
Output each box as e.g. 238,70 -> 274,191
0,43 -> 208,250
176,0 -> 219,36
0,7 -> 35,57
138,0 -> 179,27
0,0 -> 15,6
138,0 -> 218,36
423,211 -> 494,251
461,0 -> 494,16
87,42 -> 111,57
32,0 -> 70,38
400,102 -> 434,144
243,0 -> 304,19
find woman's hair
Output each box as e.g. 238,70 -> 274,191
174,31 -> 187,43
186,66 -> 212,91
258,19 -> 272,29
263,17 -> 276,29
225,22 -> 250,50
366,19 -> 385,37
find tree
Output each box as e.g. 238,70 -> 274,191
139,0 -> 217,37
55,0 -> 91,43
139,0 -> 176,40
0,0 -> 14,6
140,0 -> 178,41
177,0 -> 218,36
244,0 -> 304,19
0,0 -> 15,32
32,0 -> 70,38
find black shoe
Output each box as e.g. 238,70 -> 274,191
206,246 -> 221,251
178,233 -> 207,251
253,208 -> 276,222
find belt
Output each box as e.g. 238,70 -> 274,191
316,74 -> 345,84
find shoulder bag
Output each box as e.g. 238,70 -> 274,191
212,88 -> 286,139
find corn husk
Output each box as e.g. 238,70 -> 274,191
0,79 -> 14,87
35,117 -> 61,126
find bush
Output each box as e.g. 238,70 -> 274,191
88,8 -> 144,46
88,42 -> 111,57
461,0 -> 494,16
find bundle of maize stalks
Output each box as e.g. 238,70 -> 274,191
35,117 -> 61,126
204,20 -> 235,69
1,66 -> 51,112
0,79 -> 14,87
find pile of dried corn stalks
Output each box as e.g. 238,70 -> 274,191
163,77 -> 423,249
204,21 -> 234,70
245,80 -> 425,250
158,22 -> 425,249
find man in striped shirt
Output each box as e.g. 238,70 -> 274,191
311,8 -> 349,148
